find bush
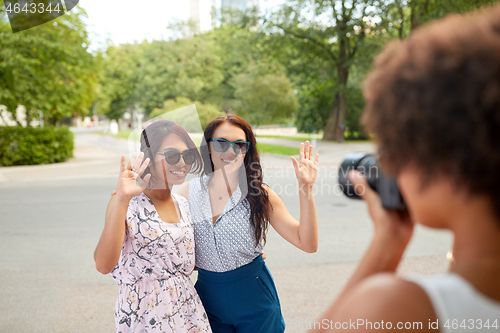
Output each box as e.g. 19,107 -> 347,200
0,126 -> 74,166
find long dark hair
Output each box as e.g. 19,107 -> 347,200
140,120 -> 202,188
201,115 -> 272,246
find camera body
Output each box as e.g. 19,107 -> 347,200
338,153 -> 406,211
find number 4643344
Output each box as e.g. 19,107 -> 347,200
444,319 -> 498,330
5,2 -> 62,15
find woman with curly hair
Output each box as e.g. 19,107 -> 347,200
312,4 -> 500,333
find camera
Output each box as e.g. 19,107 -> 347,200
338,153 -> 406,211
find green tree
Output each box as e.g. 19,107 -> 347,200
136,38 -> 224,115
198,23 -> 299,125
97,43 -> 143,121
98,22 -> 298,127
229,63 -> 298,126
150,97 -> 224,130
265,0 -> 383,141
0,5 -> 97,126
200,24 -> 269,110
264,0 -> 498,141
382,0 -> 499,40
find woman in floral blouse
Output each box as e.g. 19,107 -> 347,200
94,120 -> 212,333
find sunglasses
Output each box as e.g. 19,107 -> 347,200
210,138 -> 250,154
156,149 -> 196,165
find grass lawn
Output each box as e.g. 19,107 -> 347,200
256,135 -> 321,141
257,143 -> 299,156
258,134 -> 370,144
342,140 -> 371,143
114,130 -> 134,139
98,129 -> 135,139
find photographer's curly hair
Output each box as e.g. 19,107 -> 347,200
139,120 -> 202,188
200,115 -> 272,246
362,4 -> 500,220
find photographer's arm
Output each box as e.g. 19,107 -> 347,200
308,171 -> 436,332
267,141 -> 319,253
339,171 -> 414,287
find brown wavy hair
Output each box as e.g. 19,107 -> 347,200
140,120 -> 202,188
200,115 -> 272,246
362,4 -> 500,220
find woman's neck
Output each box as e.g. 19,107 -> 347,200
448,199 -> 500,301
144,187 -> 173,202
210,167 -> 240,193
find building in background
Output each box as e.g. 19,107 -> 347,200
189,0 -> 259,32
221,0 -> 246,12
221,0 -> 259,24
221,0 -> 259,12
189,0 -> 214,32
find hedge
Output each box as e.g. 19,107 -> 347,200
0,126 -> 74,166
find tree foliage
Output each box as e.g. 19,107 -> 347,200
5,0 -> 489,135
96,43 -> 143,120
264,0 -> 388,141
230,63 -> 298,125
0,5 -> 97,126
380,0 -> 499,40
262,0 -> 498,141
150,97 -> 224,131
97,22 -> 298,127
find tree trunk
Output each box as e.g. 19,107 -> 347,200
322,96 -> 347,143
335,33 -> 349,142
336,85 -> 347,142
410,0 -> 430,32
322,98 -> 339,141
26,110 -> 31,127
322,49 -> 349,141
410,5 -> 418,31
396,0 -> 405,39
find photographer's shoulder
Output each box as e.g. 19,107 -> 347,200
334,273 -> 437,332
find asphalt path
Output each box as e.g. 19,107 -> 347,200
0,129 -> 453,332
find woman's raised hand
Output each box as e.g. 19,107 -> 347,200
114,152 -> 151,201
291,141 -> 319,188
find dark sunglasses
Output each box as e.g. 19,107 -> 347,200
156,149 -> 196,165
210,138 -> 250,154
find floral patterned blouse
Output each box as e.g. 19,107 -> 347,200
111,192 -> 212,333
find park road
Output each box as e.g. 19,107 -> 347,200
0,129 -> 452,332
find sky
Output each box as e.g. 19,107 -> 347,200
79,0 -> 287,51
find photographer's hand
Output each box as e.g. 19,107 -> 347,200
308,171 -> 416,332
349,170 -> 414,261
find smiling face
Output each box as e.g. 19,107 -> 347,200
209,122 -> 247,174
151,133 -> 192,188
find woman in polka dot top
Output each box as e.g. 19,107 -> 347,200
177,114 -> 319,333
